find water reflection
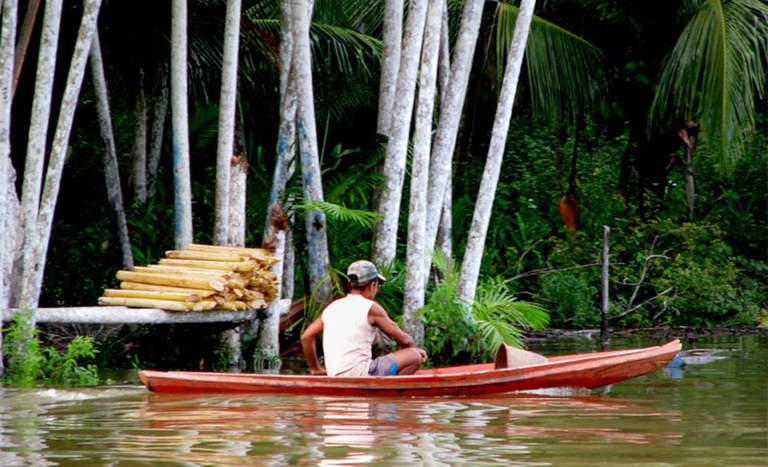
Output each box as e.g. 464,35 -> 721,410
126,391 -> 686,465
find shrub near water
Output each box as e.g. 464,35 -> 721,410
419,254 -> 549,365
2,311 -> 100,387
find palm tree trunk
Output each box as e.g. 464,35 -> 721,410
435,4 -> 452,262
293,0 -> 331,307
282,228 -> 295,299
0,1 -> 17,367
11,0 -> 39,99
424,0 -> 484,266
457,0 -> 536,304
90,31 -> 134,270
131,67 -> 148,203
372,0 -> 428,266
214,0 -> 242,246
228,105 -> 247,246
147,64 -> 169,200
18,0 -> 63,311
255,227 -> 287,369
376,0 -> 403,137
679,120 -> 699,214
228,158 -> 248,246
436,174 -> 452,259
171,0 -> 194,250
23,0 -> 103,309
403,0 -> 443,345
266,0 -> 296,239
268,0 -> 297,301
437,5 -> 451,112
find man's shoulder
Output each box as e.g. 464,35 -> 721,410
367,301 -> 388,319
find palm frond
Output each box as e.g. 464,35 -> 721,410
474,281 -> 550,331
315,0 -> 385,35
321,145 -> 384,207
495,2 -> 609,124
293,200 -> 382,228
649,0 -> 768,175
476,319 -> 526,352
242,17 -> 381,74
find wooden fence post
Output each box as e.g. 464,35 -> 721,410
601,226 -> 611,345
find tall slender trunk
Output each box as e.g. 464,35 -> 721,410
18,0 -> 63,311
457,0 -> 536,304
403,0 -> 443,345
435,4 -> 453,262
376,0 -> 403,137
370,0 -> 403,258
228,105 -> 247,246
220,43 -> 246,368
228,158 -> 248,246
679,120 -> 699,214
268,0 -> 297,302
266,0 -> 296,239
424,0 -> 484,264
11,0 -> 40,99
293,0 -> 331,307
24,0 -> 103,310
0,0 -> 18,374
372,0 -> 428,266
171,0 -> 193,249
214,0 -> 242,245
436,174 -> 452,259
282,228 -> 295,299
90,31 -> 134,270
147,64 -> 169,200
131,67 -> 148,203
254,221 -> 290,370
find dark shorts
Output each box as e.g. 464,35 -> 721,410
369,354 -> 399,376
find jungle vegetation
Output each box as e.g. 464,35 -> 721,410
1,0 -> 766,371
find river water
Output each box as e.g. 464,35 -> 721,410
0,334 -> 765,466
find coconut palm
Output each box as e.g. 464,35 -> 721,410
649,0 -> 768,175
554,0 -> 768,209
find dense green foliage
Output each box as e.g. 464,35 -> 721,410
450,117 -> 767,329
419,253 -> 549,365
8,1 -> 766,369
2,311 -> 100,386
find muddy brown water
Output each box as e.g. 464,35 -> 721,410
0,334 -> 765,466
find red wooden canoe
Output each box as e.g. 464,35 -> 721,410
139,340 -> 681,397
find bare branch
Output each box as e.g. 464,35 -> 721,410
611,287 -> 675,320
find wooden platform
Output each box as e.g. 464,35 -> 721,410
3,307 -> 258,324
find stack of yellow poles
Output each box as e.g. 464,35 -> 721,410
98,244 -> 280,312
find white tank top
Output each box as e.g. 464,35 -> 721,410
321,294 -> 376,376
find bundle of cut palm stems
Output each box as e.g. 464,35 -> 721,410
98,244 -> 280,312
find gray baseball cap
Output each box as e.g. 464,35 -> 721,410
347,260 -> 386,283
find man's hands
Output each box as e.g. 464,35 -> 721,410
310,368 -> 327,376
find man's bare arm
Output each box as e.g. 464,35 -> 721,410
300,318 -> 326,375
368,303 -> 416,348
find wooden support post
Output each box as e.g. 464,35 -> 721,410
601,226 -> 611,346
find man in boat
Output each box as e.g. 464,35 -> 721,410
301,260 -> 428,377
